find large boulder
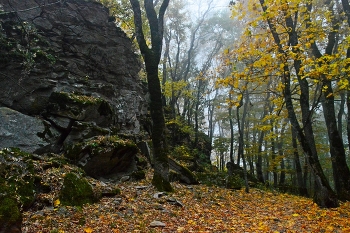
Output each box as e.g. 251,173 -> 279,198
65,135 -> 139,179
0,107 -> 58,153
0,0 -> 148,158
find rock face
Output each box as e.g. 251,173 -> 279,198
0,0 -> 149,183
65,135 -> 139,179
0,1 -> 147,153
0,107 -> 59,153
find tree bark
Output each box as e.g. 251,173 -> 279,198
292,127 -> 308,197
229,90 -> 235,163
129,0 -> 172,191
256,130 -> 265,183
342,0 -> 350,152
237,88 -> 250,193
277,122 -> 287,187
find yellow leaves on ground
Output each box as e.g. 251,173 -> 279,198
22,179 -> 350,232
84,227 -> 93,233
53,199 -> 60,207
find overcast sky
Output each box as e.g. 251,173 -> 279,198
185,0 -> 231,20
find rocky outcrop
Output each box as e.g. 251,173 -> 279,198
0,0 -> 148,156
65,135 -> 139,179
0,107 -> 58,153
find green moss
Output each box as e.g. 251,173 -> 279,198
111,188 -> 121,195
59,173 -> 95,207
131,170 -> 146,180
0,148 -> 36,209
196,172 -> 227,187
0,197 -> 21,225
16,175 -> 36,208
66,136 -> 138,162
50,91 -> 102,106
226,175 -> 243,190
136,156 -> 148,168
172,145 -> 194,160
152,173 -> 173,192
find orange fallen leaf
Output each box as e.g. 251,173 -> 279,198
84,227 -> 93,233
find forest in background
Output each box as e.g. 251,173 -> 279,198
97,0 -> 350,207
1,0 -> 350,231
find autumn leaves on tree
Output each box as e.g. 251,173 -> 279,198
221,0 -> 350,207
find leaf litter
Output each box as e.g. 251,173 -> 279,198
22,169 -> 350,233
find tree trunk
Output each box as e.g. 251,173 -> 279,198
130,0 -> 172,192
277,123 -> 287,187
207,89 -> 218,157
271,134 -> 278,188
321,86 -> 350,201
237,89 -> 250,193
337,91 -> 345,140
229,90 -> 235,163
256,130 -> 265,183
292,127 -> 308,197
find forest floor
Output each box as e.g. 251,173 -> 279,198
22,170 -> 350,233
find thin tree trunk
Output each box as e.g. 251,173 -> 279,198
271,134 -> 278,188
229,90 -> 234,163
130,0 -> 172,191
342,0 -> 350,149
292,127 -> 308,197
277,123 -> 287,187
256,130 -> 265,183
338,91 -> 345,140
237,89 -> 250,193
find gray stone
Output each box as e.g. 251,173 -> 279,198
153,192 -> 167,199
150,221 -> 166,227
120,176 -> 130,182
0,107 -> 58,153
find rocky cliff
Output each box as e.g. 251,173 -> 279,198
0,0 -> 149,181
0,0 -> 147,150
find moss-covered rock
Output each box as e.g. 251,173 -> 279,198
165,118 -> 212,172
65,135 -> 139,179
47,91 -> 113,127
0,196 -> 22,232
152,172 -> 174,192
0,196 -> 21,223
0,148 -> 38,233
196,172 -> 227,187
226,175 -> 243,190
59,172 -> 96,207
0,176 -> 22,231
169,158 -> 199,185
0,148 -> 36,209
131,170 -> 146,180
